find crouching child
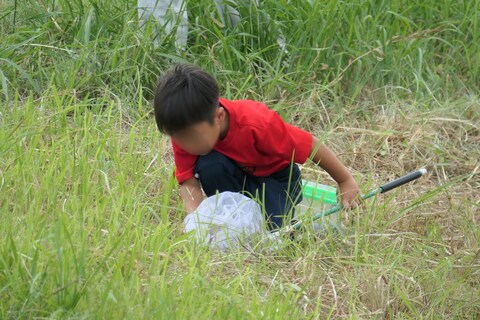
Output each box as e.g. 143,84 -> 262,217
154,64 -> 361,230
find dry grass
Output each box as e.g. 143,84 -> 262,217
221,95 -> 479,318
134,94 -> 480,319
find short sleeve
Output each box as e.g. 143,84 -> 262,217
172,140 -> 199,184
254,110 -> 313,164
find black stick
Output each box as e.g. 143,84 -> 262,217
380,168 -> 427,193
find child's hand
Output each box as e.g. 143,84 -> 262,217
338,178 -> 361,209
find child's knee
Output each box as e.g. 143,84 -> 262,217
194,151 -> 244,195
195,151 -> 231,178
195,162 -> 227,182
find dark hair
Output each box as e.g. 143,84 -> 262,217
154,64 -> 219,135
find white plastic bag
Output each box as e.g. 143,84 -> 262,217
183,192 -> 265,250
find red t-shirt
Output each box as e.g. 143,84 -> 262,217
173,98 -> 313,184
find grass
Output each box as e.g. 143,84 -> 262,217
1,0 -> 479,318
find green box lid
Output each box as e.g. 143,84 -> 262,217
302,180 -> 337,205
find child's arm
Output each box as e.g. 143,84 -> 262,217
179,177 -> 204,213
310,136 -> 361,208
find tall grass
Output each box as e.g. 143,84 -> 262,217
0,0 -> 478,103
1,0 -> 479,318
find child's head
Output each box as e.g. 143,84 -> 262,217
154,64 -> 225,155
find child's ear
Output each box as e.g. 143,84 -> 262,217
215,106 -> 226,121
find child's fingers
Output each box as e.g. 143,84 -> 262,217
341,195 -> 364,225
342,194 -> 363,209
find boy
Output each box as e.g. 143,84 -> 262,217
154,64 -> 360,230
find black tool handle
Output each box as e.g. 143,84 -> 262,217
380,168 -> 427,193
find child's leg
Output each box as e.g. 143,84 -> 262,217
195,151 -> 302,230
249,164 -> 303,230
194,151 -> 247,195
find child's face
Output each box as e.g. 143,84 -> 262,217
171,107 -> 228,156
172,120 -> 220,156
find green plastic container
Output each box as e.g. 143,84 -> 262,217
301,180 -> 337,205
